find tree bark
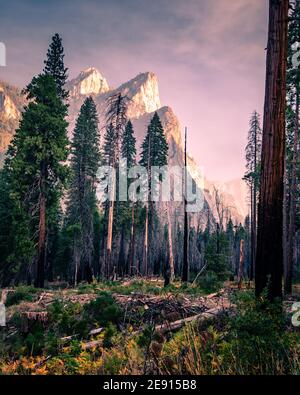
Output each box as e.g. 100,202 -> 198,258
167,202 -> 175,284
106,170 -> 116,278
182,127 -> 189,282
238,239 -> 245,289
255,0 -> 289,300
36,187 -> 46,288
128,204 -> 136,276
143,201 -> 149,276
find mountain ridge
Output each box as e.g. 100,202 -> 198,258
0,69 -> 247,224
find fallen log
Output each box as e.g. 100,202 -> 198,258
60,327 -> 103,343
82,339 -> 103,350
154,306 -> 224,334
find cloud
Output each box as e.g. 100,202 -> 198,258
0,0 -> 269,181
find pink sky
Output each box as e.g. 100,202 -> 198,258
0,0 -> 269,181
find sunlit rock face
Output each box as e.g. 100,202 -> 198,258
0,70 -> 247,225
0,83 -> 25,164
0,88 -> 19,120
117,72 -> 161,118
67,67 -> 110,97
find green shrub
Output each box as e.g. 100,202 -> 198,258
83,292 -> 123,327
198,271 -> 222,293
5,286 -> 40,307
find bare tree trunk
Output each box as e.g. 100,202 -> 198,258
252,116 -> 258,281
118,225 -> 126,277
256,0 -> 289,300
128,204 -> 136,276
143,133 -> 152,277
143,201 -> 149,276
182,127 -> 189,282
36,187 -> 46,288
250,184 -> 254,280
238,239 -> 245,290
167,202 -> 175,284
285,93 -> 299,294
74,242 -> 80,287
283,158 -> 288,287
106,170 -> 116,278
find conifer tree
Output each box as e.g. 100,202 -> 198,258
122,120 -> 136,168
44,33 -> 69,100
121,120 -> 137,276
244,111 -> 262,280
5,74 -> 69,288
140,112 -> 168,275
66,97 -> 101,284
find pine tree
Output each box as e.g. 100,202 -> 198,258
244,111 -> 262,280
44,33 -> 69,100
103,123 -> 116,166
43,33 -> 69,281
5,74 -> 69,288
121,120 -> 137,276
140,112 -> 168,275
66,97 -> 101,284
140,113 -> 168,169
122,120 -> 136,168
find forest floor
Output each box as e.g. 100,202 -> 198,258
0,279 -> 300,375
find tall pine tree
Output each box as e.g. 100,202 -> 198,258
44,33 -> 69,100
140,112 -> 168,275
5,74 -> 69,287
121,120 -> 137,276
66,97 -> 101,284
244,111 -> 262,281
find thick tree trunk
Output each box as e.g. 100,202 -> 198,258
285,93 -> 299,294
36,189 -> 46,288
255,0 -> 289,300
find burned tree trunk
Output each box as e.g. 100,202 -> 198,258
255,0 -> 289,300
182,127 -> 189,282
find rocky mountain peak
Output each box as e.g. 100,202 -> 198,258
67,67 -> 110,97
117,71 -> 161,118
